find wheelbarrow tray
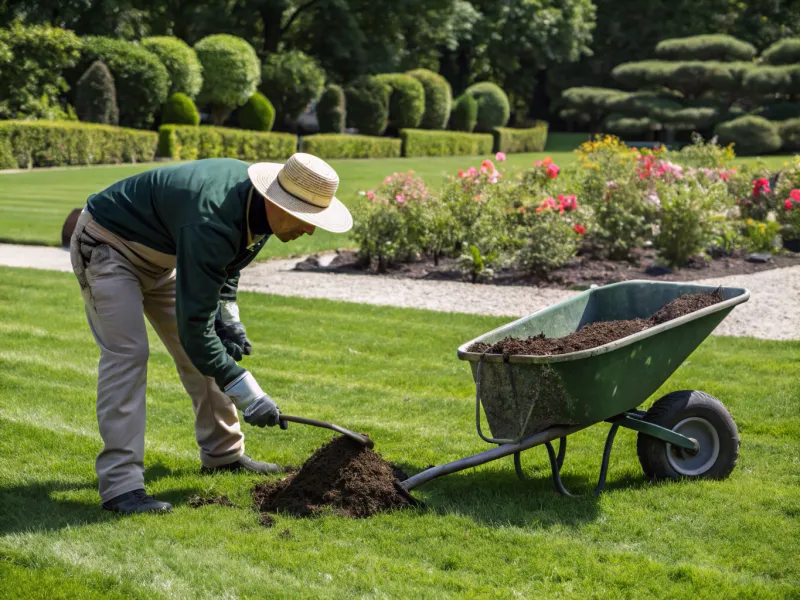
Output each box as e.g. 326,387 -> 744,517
457,281 -> 750,441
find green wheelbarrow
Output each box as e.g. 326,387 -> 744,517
401,281 -> 750,496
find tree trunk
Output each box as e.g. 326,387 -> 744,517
261,0 -> 288,55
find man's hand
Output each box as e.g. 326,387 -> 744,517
224,371 -> 282,428
215,301 -> 252,361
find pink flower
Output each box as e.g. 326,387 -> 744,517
366,190 -> 376,201
467,166 -> 477,177
786,199 -> 795,210
574,224 -> 586,235
791,189 -> 800,201
546,164 -> 560,179
395,194 -> 405,204
542,157 -> 553,166
489,175 -> 499,184
752,178 -> 770,196
458,169 -> 466,178
495,152 -> 507,162
481,159 -> 494,171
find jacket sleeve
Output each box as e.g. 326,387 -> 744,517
175,223 -> 245,389
219,272 -> 240,303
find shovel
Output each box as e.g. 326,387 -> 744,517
279,414 -> 375,449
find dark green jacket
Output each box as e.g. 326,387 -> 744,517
87,158 -> 269,389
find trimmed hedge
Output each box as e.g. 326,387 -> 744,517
778,119 -> 800,152
407,68 -> 452,130
492,123 -> 548,153
0,135 -> 18,170
300,134 -> 401,159
75,60 -> 119,125
761,38 -> 800,66
654,34 -> 756,62
0,120 -> 157,168
162,93 -> 200,126
157,125 -> 296,161
374,73 -> 425,130
450,94 -> 478,132
238,92 -> 275,132
141,36 -> 204,99
465,82 -> 510,131
317,85 -> 346,134
400,129 -> 493,157
715,116 -> 781,156
345,76 -> 390,136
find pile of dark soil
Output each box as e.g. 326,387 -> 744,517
252,436 -> 417,518
470,290 -> 724,356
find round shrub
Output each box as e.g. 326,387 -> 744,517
602,113 -> 657,136
238,92 -> 275,131
450,94 -> 477,132
743,66 -> 792,96
141,36 -> 203,99
195,34 -> 260,125
374,73 -> 425,130
779,119 -> 800,152
75,60 -> 119,125
465,82 -> 510,131
316,84 -> 346,134
162,92 -> 200,126
260,50 -> 325,127
715,116 -> 781,156
344,76 -> 390,136
762,38 -> 800,65
77,37 -> 169,129
407,68 -> 452,130
654,34 -> 756,62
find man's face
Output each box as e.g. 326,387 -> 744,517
264,199 -> 316,242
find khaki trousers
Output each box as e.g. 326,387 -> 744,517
70,210 -> 244,501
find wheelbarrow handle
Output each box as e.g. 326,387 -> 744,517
278,414 -> 375,449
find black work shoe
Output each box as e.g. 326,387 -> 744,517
201,454 -> 282,475
102,489 -> 173,514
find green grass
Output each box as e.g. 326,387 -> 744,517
0,266 -> 798,598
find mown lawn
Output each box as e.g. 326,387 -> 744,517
0,266 -> 798,599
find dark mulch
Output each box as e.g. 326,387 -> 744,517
187,495 -> 233,508
469,290 -> 724,356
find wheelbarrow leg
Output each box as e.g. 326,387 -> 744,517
545,424 -> 620,497
513,436 -> 566,481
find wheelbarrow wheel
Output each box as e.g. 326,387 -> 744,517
637,390 -> 739,481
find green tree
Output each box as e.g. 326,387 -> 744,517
141,36 -> 203,99
75,60 -> 119,125
260,50 -> 325,129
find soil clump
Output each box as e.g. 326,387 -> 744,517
187,495 -> 232,508
470,290 -> 724,356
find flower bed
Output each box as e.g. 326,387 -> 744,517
340,135 -> 799,285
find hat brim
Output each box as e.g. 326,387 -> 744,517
248,162 -> 353,234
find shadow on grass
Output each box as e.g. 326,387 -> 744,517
0,463 -> 199,536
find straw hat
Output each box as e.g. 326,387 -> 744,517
248,153 -> 352,233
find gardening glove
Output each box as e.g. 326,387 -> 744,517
224,371 -> 281,428
215,301 -> 252,361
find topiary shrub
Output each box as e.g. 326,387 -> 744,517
260,50 -> 325,128
761,38 -> 800,66
778,119 -> 800,152
301,134 -> 401,159
141,36 -> 203,99
715,116 -> 782,156
0,133 -> 18,170
450,94 -> 478,132
601,113 -> 658,136
374,73 -> 425,130
75,60 -> 119,126
195,34 -> 260,126
492,123 -> 548,153
743,66 -> 792,96
407,68 -> 452,130
0,23 -> 81,120
162,92 -> 200,126
400,129 -> 493,157
465,82 -> 510,132
316,85 -> 346,134
77,37 -> 169,129
654,34 -> 756,62
238,92 -> 275,132
344,76 -> 390,136
157,125 -> 296,161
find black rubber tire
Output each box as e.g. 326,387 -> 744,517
636,390 -> 739,481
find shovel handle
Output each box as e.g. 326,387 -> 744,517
279,414 -> 375,449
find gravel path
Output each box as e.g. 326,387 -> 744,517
2,243 -> 797,341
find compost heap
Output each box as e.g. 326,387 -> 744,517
469,290 -> 724,356
252,435 -> 415,518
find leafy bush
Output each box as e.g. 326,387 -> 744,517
0,23 -> 81,120
156,125 -> 295,161
260,50 -> 325,127
715,116 -> 782,156
779,187 -> 800,239
237,92 -> 275,132
195,35 -> 260,125
664,133 -> 735,169
743,66 -> 792,96
458,245 -> 498,283
465,82 -> 510,131
492,124 -> 548,153
778,119 -> 800,152
75,60 -> 119,126
300,134 -> 400,159
344,76 -> 390,136
374,74 -> 425,130
141,36 -> 203,99
407,69 -> 452,130
513,206 -> 581,276
601,113 -> 657,136
0,120 -> 157,168
0,134 -> 18,170
400,129 -> 493,157
762,38 -> 800,65
162,93 -> 200,126
743,218 -> 782,252
450,94 -> 478,133
316,85 -> 346,134
77,37 -> 169,129
654,35 -> 756,62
